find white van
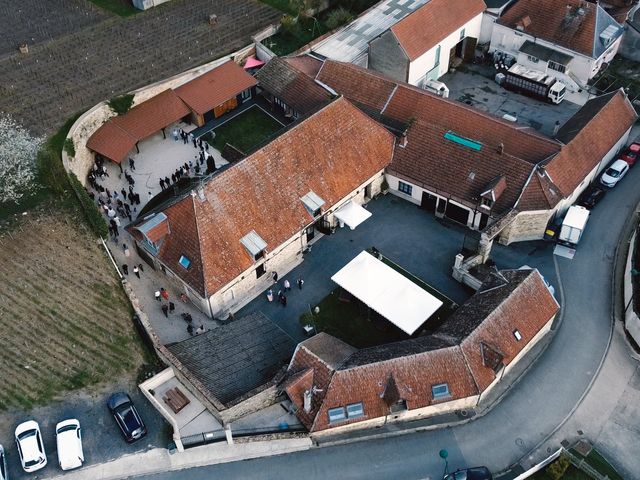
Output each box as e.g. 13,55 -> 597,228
55,419 -> 84,471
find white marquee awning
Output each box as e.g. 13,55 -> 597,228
331,251 -> 443,335
333,201 -> 372,230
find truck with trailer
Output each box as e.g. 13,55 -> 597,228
496,64 -> 566,104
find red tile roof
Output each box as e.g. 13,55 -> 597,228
86,120 -> 137,164
456,269 -> 559,391
156,98 -> 395,297
284,55 -> 324,77
498,0 -> 603,57
391,0 -> 486,61
546,89 -> 637,197
285,269 -> 558,432
87,89 -> 190,163
175,60 -> 257,115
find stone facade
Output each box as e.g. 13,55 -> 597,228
498,210 -> 554,245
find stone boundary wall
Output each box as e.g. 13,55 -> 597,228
624,228 -> 640,346
61,43 -> 255,185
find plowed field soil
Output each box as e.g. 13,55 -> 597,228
0,210 -> 145,410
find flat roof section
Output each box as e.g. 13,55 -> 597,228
331,251 -> 442,335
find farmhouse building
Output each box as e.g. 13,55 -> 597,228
283,268 -> 559,433
130,98 -> 394,318
368,0 -> 486,86
489,0 -> 624,91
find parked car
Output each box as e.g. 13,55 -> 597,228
600,159 -> 629,187
14,421 -> 47,473
444,466 -> 493,480
0,444 -> 7,480
107,392 -> 147,443
620,142 -> 639,166
577,185 -> 607,209
55,419 -> 84,471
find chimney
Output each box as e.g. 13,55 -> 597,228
399,132 -> 408,148
497,143 -> 504,155
303,390 -> 312,413
197,186 -> 206,202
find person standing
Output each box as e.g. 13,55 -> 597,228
122,264 -> 129,275
129,158 -> 136,171
272,271 -> 278,283
155,290 -> 161,301
164,176 -> 170,187
284,279 -> 291,291
161,304 -> 169,318
297,277 -> 304,290
133,265 -> 140,278
160,288 -> 169,301
159,178 -> 166,190
267,289 -> 273,302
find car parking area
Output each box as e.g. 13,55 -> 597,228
440,65 -> 581,137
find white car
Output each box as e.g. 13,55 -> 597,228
0,444 -> 7,480
14,421 -> 47,473
600,159 -> 629,187
55,419 -> 84,471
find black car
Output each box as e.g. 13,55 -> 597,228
444,466 -> 493,480
107,392 -> 147,443
577,185 -> 607,209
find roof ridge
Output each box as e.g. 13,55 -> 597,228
190,193 -> 209,298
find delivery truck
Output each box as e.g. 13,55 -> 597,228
558,205 -> 590,247
496,64 -> 566,104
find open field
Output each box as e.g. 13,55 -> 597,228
0,210 -> 146,410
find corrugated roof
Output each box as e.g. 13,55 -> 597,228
175,60 -> 257,115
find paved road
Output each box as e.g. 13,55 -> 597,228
0,0 -> 280,135
137,154 -> 640,479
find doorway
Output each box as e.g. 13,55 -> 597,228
364,182 -> 372,200
420,192 -> 438,213
445,201 -> 470,225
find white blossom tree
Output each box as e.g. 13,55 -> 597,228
0,113 -> 43,203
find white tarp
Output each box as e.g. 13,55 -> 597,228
333,201 -> 372,230
331,251 -> 443,335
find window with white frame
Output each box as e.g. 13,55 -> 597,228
346,402 -> 364,418
398,181 -> 413,196
327,407 -> 346,423
548,61 -> 566,74
432,383 -> 450,400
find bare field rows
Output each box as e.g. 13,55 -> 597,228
0,211 -> 145,410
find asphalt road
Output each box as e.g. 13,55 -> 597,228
136,151 -> 640,479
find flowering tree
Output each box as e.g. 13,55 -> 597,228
0,114 -> 43,203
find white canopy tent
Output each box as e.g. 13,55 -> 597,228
331,251 -> 443,335
333,201 -> 372,230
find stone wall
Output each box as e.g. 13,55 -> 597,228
624,229 -> 640,347
62,43 -> 255,185
498,210 -> 553,245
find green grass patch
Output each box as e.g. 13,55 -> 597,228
529,465 -> 591,480
265,16 -> 327,56
300,289 -> 410,348
203,107 -> 283,154
88,0 -> 138,17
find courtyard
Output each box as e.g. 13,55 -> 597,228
236,193 -> 558,343
202,105 -> 285,155
440,64 -> 581,137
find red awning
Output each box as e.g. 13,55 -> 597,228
243,56 -> 265,69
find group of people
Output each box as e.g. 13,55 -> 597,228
266,272 -> 304,307
154,287 -> 205,336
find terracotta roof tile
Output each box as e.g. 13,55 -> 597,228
257,57 -> 332,115
392,0 -> 486,61
87,89 -> 190,163
157,98 -> 394,296
86,120 -> 137,164
546,90 -> 637,197
284,55 -> 324,77
497,0 -> 621,58
175,60 -> 257,115
316,60 -> 398,114
456,269 -> 559,391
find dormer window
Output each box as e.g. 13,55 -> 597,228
301,191 -> 325,218
480,197 -> 493,208
240,230 -> 267,261
179,255 -> 191,269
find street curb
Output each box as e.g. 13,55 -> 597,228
44,438 -> 313,480
506,196 -> 640,474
